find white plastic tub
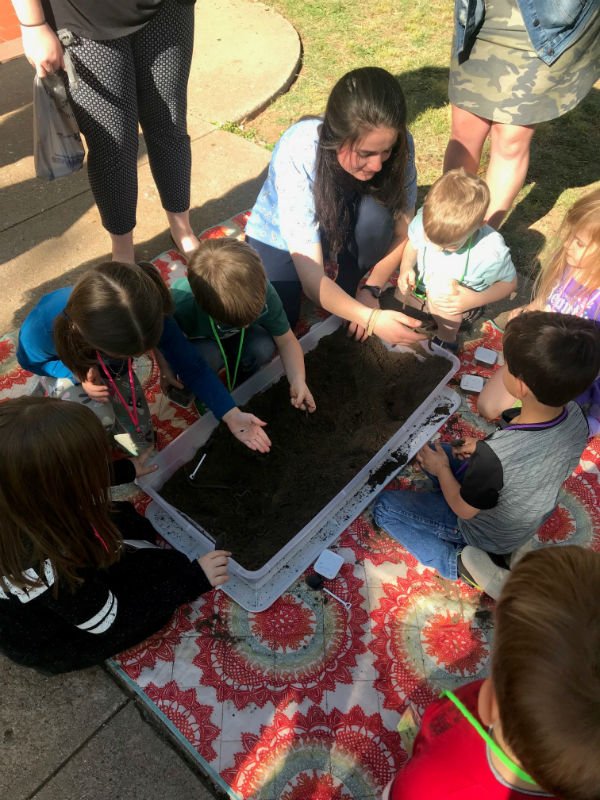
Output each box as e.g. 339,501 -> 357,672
139,316 -> 460,610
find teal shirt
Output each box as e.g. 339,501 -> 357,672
171,279 -> 290,340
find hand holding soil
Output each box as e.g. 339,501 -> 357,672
289,379 -> 316,412
222,407 -> 271,452
415,441 -> 450,476
198,550 -> 231,587
373,309 -> 428,345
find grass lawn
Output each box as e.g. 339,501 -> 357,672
243,0 -> 600,279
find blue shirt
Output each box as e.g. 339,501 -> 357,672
17,288 -> 235,420
246,117 -> 417,253
409,208 -> 516,294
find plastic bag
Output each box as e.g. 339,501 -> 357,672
33,72 -> 84,181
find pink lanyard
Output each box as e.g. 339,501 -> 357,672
96,352 -> 140,433
92,526 -> 110,553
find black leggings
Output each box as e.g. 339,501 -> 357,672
63,0 -> 194,235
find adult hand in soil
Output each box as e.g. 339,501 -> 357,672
289,379 -> 316,413
374,310 -> 427,345
415,441 -> 450,476
223,408 -> 271,452
451,437 -> 478,460
82,366 -> 111,402
130,448 -> 159,477
348,287 -> 379,341
198,550 -> 231,587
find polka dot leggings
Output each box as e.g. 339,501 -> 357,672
63,0 -> 194,235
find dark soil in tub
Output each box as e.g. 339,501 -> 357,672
160,328 -> 450,571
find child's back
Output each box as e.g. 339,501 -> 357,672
458,402 -> 587,554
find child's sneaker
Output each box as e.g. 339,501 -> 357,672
431,336 -> 459,354
459,546 -> 510,600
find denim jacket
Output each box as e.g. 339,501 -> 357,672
454,0 -> 599,65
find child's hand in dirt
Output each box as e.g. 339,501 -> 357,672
451,437 -> 478,460
415,441 -> 450,476
289,379 -> 316,413
130,448 -> 159,477
198,550 -> 231,587
398,267 -> 416,295
223,408 -> 271,452
82,366 -> 111,402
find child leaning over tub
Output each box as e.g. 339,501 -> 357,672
16,261 -> 271,453
391,169 -> 517,351
373,312 -> 600,598
170,237 -> 316,411
478,187 -> 600,435
382,546 -> 600,800
0,397 -> 230,674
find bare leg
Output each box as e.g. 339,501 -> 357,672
485,122 -> 535,229
166,210 -> 200,255
110,231 -> 135,263
443,106 -> 492,174
477,364 -> 517,419
426,296 -> 463,343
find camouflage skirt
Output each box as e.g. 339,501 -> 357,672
449,0 -> 600,125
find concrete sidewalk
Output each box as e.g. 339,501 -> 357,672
0,2 -> 300,798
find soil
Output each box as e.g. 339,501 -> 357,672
160,328 -> 451,571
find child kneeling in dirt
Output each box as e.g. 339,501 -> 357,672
382,545 -> 600,799
170,237 -> 316,411
373,311 -> 600,592
391,168 -> 517,350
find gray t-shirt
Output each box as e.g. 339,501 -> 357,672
458,402 -> 588,553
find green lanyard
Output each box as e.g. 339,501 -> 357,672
441,689 -> 538,786
209,317 -> 246,392
415,235 -> 473,300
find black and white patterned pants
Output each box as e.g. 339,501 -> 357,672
64,0 -> 194,235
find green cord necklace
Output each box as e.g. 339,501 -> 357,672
441,689 -> 537,786
209,317 -> 246,391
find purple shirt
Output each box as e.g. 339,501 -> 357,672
546,273 -> 600,321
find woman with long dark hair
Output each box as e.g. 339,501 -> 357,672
246,67 -> 425,345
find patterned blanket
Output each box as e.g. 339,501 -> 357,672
2,212 -> 597,800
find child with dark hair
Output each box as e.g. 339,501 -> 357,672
384,545 -> 600,799
17,261 -> 271,453
373,311 -> 600,595
0,397 -> 230,674
171,237 -> 316,411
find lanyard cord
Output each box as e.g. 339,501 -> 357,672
420,234 -> 473,291
441,690 -> 537,786
209,318 -> 246,392
96,352 -> 140,432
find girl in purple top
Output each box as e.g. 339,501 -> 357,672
478,188 -> 600,433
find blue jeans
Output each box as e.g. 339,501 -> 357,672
190,324 -> 276,379
372,446 -> 468,580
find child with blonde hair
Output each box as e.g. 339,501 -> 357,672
391,169 -> 517,350
479,188 -> 600,433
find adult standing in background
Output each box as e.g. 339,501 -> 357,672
11,0 -> 199,262
246,67 -> 426,345
444,0 -> 600,229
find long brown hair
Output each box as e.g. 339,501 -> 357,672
534,187 -> 600,317
313,67 -> 410,258
493,546 -> 600,799
54,261 -> 174,380
0,397 -> 123,592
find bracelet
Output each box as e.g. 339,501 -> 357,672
19,19 -> 46,27
366,308 -> 381,337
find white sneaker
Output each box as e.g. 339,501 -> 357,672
459,546 -> 510,600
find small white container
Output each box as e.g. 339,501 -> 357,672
314,549 -> 344,580
460,374 -> 485,393
474,346 -> 498,366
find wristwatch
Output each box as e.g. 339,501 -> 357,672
361,284 -> 382,299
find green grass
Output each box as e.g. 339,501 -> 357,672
243,0 -> 600,273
